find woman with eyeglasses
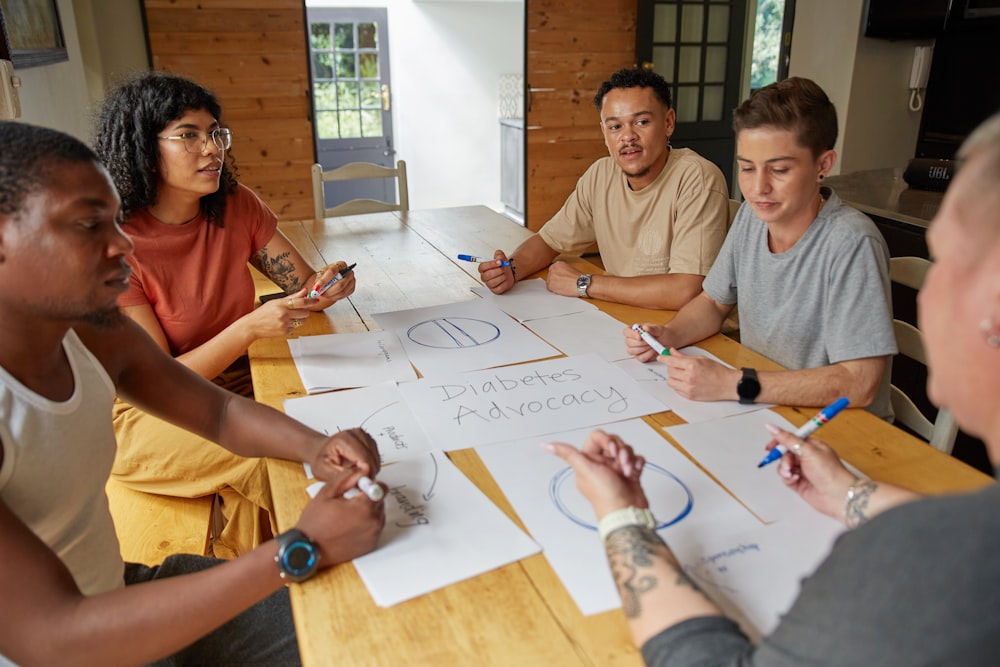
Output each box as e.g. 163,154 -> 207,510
94,71 -> 355,558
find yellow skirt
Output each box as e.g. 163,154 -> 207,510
111,359 -> 275,559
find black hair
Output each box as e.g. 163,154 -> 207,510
593,68 -> 673,112
93,71 -> 238,225
0,121 -> 99,216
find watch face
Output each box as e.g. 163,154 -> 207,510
277,530 -> 319,582
285,542 -> 316,575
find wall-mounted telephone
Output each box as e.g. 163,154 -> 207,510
0,60 -> 21,120
908,45 -> 933,111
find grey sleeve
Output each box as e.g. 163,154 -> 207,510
701,213 -> 746,306
642,616 -> 753,667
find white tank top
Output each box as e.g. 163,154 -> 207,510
0,328 -> 125,596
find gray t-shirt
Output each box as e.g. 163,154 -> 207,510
642,477 -> 1000,666
702,190 -> 896,420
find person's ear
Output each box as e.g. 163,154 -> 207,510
817,149 -> 836,181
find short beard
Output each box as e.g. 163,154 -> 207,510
83,307 -> 126,328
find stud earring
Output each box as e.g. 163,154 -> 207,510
981,318 -> 1000,348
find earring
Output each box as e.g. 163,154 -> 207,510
981,318 -> 1000,348
818,174 -> 825,181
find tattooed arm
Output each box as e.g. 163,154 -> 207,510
252,230 -> 355,309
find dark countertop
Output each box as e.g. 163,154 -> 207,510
825,168 -> 943,230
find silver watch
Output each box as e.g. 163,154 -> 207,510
576,273 -> 592,298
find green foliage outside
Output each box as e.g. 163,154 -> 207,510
752,0 -> 784,89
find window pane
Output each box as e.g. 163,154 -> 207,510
702,85 -> 724,121
361,110 -> 383,137
358,22 -> 378,49
707,5 -> 730,41
314,82 -> 337,110
337,81 -> 359,109
334,23 -> 354,49
339,110 -> 362,138
653,3 -> 678,41
678,46 -> 701,83
312,52 -> 333,79
652,46 -> 676,82
706,45 -> 727,81
680,4 -> 704,42
360,81 -> 381,108
752,0 -> 784,89
310,23 -> 331,50
337,53 -> 356,78
316,111 -> 338,139
359,53 -> 379,79
675,85 -> 699,122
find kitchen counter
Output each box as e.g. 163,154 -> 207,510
825,167 -> 944,230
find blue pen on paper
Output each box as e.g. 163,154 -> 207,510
457,254 -> 510,267
308,263 -> 356,299
757,397 -> 851,468
632,323 -> 671,356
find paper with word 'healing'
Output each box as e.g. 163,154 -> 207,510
397,353 -> 668,449
287,330 -> 417,394
350,450 -> 541,607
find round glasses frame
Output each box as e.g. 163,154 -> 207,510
157,128 -> 233,153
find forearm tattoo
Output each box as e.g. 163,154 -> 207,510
605,526 -> 706,618
844,479 -> 879,529
253,249 -> 301,293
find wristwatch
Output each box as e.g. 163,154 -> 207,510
598,506 -> 657,542
275,529 -> 320,583
737,367 -> 761,404
576,273 -> 592,298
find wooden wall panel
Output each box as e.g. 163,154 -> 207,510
142,0 -> 314,221
525,0 -> 637,231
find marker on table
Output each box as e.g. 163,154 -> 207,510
757,397 -> 851,468
308,263 -> 356,298
343,475 -> 384,501
631,323 -> 671,356
457,254 -> 510,267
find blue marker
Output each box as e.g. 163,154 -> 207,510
757,397 -> 850,468
457,254 -> 510,267
632,323 -> 671,356
308,263 -> 356,299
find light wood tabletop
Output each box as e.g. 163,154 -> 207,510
248,205 -> 992,667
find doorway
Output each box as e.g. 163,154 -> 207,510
306,7 -> 398,206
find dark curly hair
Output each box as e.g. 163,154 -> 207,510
93,71 -> 238,226
733,77 -> 838,160
0,121 -> 99,216
593,68 -> 673,112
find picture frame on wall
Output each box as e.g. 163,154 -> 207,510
0,0 -> 68,68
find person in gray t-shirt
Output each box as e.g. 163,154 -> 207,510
625,78 -> 896,419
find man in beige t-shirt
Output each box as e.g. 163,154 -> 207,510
479,68 -> 730,310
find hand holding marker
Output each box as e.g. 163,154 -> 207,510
757,397 -> 850,468
457,254 -> 510,267
632,323 -> 671,356
308,263 -> 356,299
343,475 -> 384,501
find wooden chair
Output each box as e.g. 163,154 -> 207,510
311,160 -> 409,220
888,256 -> 958,453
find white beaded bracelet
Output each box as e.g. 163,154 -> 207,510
597,506 -> 656,542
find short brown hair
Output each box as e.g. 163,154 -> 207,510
733,77 -> 837,159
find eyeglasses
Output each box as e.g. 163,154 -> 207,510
157,127 -> 233,153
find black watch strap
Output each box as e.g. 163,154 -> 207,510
737,367 -> 761,404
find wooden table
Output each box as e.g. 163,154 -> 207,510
249,205 -> 991,667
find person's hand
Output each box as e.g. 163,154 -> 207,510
544,430 -> 648,519
294,479 -> 386,567
478,250 -> 515,294
250,287 -> 317,337
766,423 -> 856,521
307,260 -> 356,309
624,323 -> 666,362
309,427 -> 381,494
662,349 -> 739,401
544,260 -> 584,297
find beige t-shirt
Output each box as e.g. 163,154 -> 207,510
538,148 -> 730,277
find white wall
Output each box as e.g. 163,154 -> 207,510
306,0 -> 524,211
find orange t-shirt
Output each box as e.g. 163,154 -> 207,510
118,184 -> 278,356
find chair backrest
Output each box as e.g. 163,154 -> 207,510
311,160 -> 409,220
888,256 -> 958,453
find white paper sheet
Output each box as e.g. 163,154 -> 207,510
372,299 -> 560,376
614,348 -> 772,423
349,450 -> 541,607
524,310 -> 633,362
397,353 -> 668,449
471,278 -> 597,322
287,331 -> 417,394
477,419 -> 761,615
669,515 -> 844,641
283,382 -> 433,464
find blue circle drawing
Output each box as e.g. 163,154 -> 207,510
407,317 -> 501,349
549,462 -> 693,532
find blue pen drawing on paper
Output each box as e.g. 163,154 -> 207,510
407,317 -> 500,349
549,462 -> 693,531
